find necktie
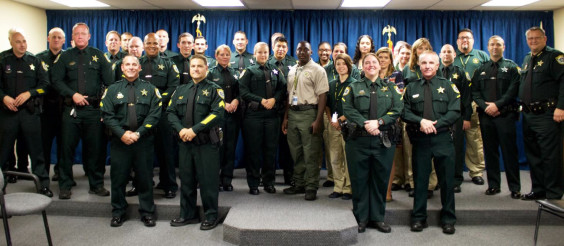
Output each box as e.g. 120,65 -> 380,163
77,50 -> 86,94
423,80 -> 435,121
127,83 -> 138,130
15,58 -> 26,95
238,54 -> 245,72
369,82 -> 378,120
488,62 -> 499,101
522,56 -> 536,104
263,66 -> 273,98
276,61 -> 284,74
442,66 -> 450,81
221,68 -> 233,103
182,59 -> 190,84
183,84 -> 199,128
144,59 -> 153,82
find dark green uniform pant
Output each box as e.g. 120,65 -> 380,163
155,112 -> 178,192
411,131 -> 456,224
278,114 -> 294,183
242,113 -> 280,188
453,117 -> 465,187
41,105 -> 62,174
522,112 -> 564,199
178,142 -> 220,221
58,106 -> 105,191
345,136 -> 394,223
110,135 -> 155,217
220,111 -> 240,186
479,112 -> 520,192
287,109 -> 323,190
0,110 -> 49,188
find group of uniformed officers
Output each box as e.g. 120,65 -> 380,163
1,22 -> 562,234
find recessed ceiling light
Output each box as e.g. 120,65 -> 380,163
193,0 -> 244,7
50,0 -> 109,7
341,0 -> 391,8
481,0 -> 539,7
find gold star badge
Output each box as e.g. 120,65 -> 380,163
452,73 -> 459,79
537,60 -> 544,67
202,89 -> 209,96
158,64 -> 165,70
92,55 -> 99,62
380,86 -> 388,92
141,89 -> 148,96
437,86 -> 445,94
29,64 -> 35,70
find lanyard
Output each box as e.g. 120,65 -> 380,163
292,67 -> 303,95
459,55 -> 471,69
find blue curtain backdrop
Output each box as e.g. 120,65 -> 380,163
46,9 -> 554,167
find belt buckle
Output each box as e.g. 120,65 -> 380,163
128,103 -> 135,106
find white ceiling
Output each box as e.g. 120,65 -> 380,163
12,0 -> 564,10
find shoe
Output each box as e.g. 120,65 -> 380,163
89,187 -> 110,196
141,215 -> 156,227
410,221 -> 428,232
126,187 -> 138,197
264,186 -> 276,194
305,190 -> 317,201
521,191 -> 546,201
358,222 -> 367,233
110,215 -> 126,227
249,188 -> 259,195
404,184 -> 412,192
51,172 -> 59,181
7,175 -> 17,183
434,185 -> 440,191
453,185 -> 461,193
155,183 -> 165,190
408,190 -> 414,197
71,181 -> 77,187
427,190 -> 434,199
59,189 -> 71,199
164,190 -> 176,199
170,217 -> 200,227
283,186 -> 305,194
472,176 -> 485,185
510,191 -> 522,199
328,192 -> 342,198
200,219 -> 218,230
223,184 -> 233,192
485,188 -> 501,195
341,193 -> 352,200
442,224 -> 456,234
369,221 -> 391,233
322,180 -> 334,187
40,187 -> 53,197
391,183 -> 402,191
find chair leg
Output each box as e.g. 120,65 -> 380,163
534,204 -> 543,246
1,211 -> 11,246
42,210 -> 53,246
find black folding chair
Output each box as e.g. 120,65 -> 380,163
534,199 -> 564,246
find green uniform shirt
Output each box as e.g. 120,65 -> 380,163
327,76 -> 355,117
472,57 -> 520,110
324,60 -> 361,82
51,46 -> 113,98
37,49 -> 64,106
138,55 -> 180,104
167,78 -> 225,134
402,75 -> 461,129
0,51 -> 49,100
230,50 -> 255,70
267,55 -> 296,78
519,46 -> 564,108
342,77 -> 403,128
203,55 -> 217,68
170,54 -> 192,85
207,64 -> 240,103
160,50 -> 179,59
453,48 -> 489,79
104,51 -> 124,64
402,65 -> 422,85
100,78 -> 162,137
239,63 -> 287,106
438,64 -> 472,121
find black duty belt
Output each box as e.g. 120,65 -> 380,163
521,99 -> 556,114
289,104 -> 317,111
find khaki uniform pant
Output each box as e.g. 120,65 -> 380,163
326,121 -> 351,194
464,102 -> 485,178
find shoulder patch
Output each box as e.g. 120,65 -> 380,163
41,61 -> 48,71
394,85 -> 402,95
172,64 -> 179,74
112,63 -> 116,71
465,72 -> 471,81
451,84 -> 460,94
217,89 -> 225,99
517,66 -> 521,74
240,69 -> 246,78
104,55 -> 111,63
155,88 -> 162,99
343,86 -> 351,96
556,55 -> 564,65
101,88 -> 108,99
54,54 -> 61,64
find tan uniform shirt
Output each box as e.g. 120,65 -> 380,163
287,59 -> 329,105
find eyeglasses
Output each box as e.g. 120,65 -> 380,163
458,36 -> 472,40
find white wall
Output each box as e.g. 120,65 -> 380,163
0,0 -> 47,54
554,7 -> 564,51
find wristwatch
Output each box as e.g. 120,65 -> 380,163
134,132 -> 140,137
377,118 -> 384,126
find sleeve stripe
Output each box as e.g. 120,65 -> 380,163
201,114 -> 216,125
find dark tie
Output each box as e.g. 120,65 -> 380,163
238,54 -> 245,72
221,68 -> 233,103
276,61 -> 284,74
263,66 -> 273,98
77,51 -> 86,94
15,58 -> 26,95
127,83 -> 138,130
183,84 -> 199,128
369,82 -> 378,120
488,62 -> 499,101
182,59 -> 190,84
144,59 -> 153,82
423,80 -> 435,121
522,56 -> 536,104
442,66 -> 450,81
